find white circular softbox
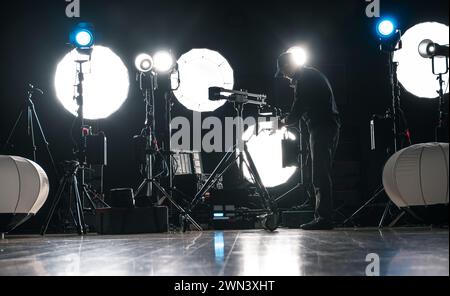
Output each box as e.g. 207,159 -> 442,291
393,22 -> 449,99
383,143 -> 449,208
54,45 -> 130,120
172,48 -> 234,112
240,121 -> 298,188
0,155 -> 50,233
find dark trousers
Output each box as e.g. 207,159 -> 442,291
309,124 -> 340,221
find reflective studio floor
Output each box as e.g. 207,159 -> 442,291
0,228 -> 448,276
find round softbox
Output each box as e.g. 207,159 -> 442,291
0,155 -> 50,233
383,143 -> 449,208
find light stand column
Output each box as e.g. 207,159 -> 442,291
137,71 -> 157,199
389,52 -> 402,153
75,60 -> 88,208
432,56 -> 449,142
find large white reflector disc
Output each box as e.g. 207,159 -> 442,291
55,45 -> 130,120
394,22 -> 449,99
240,121 -> 298,188
172,48 -> 234,112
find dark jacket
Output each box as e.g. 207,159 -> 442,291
286,67 -> 340,129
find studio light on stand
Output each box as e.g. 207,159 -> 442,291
344,17 -> 413,228
135,53 -> 154,73
42,23 -> 121,235
418,39 -> 449,141
134,53 -> 157,204
133,51 -> 202,231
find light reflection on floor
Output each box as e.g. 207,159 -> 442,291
0,228 -> 448,276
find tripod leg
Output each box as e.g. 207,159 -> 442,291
27,106 -> 37,162
379,201 -> 391,228
69,207 -> 80,231
275,183 -> 301,204
190,146 -> 238,211
82,186 -> 98,212
3,109 -> 25,152
72,176 -> 86,235
135,178 -> 149,197
152,181 -> 202,231
41,176 -> 68,235
243,144 -> 273,210
242,144 -> 279,232
388,211 -> 405,227
343,187 -> 385,226
31,105 -> 59,176
86,187 -> 110,208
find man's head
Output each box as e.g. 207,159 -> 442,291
275,52 -> 300,79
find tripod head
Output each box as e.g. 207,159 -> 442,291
28,84 -> 44,96
209,87 -> 267,106
61,160 -> 80,175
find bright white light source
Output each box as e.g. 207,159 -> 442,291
377,20 -> 395,37
75,30 -> 93,47
135,53 -> 153,72
54,46 -> 129,120
153,51 -> 174,73
240,121 -> 297,188
172,48 -> 234,112
394,22 -> 449,98
287,46 -> 308,66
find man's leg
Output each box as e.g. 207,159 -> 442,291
301,125 -> 339,230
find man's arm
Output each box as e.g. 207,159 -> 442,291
285,81 -> 304,125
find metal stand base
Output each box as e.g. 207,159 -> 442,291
135,178 -> 202,231
41,161 -> 88,236
343,186 -> 422,228
189,142 -> 279,232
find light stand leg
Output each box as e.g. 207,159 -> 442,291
343,186 -> 385,226
82,185 -> 98,212
30,102 -> 59,176
275,183 -> 301,203
189,145 -> 238,211
152,181 -> 202,231
3,109 -> 25,152
379,200 -> 391,228
135,178 -> 149,197
41,175 -> 69,235
72,175 -> 86,235
27,105 -> 37,162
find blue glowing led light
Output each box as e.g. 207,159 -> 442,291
377,19 -> 396,37
70,23 -> 95,49
74,30 -> 93,47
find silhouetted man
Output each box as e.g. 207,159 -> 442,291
276,52 -> 340,230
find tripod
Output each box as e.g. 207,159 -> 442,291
41,58 -> 107,235
344,49 -> 412,228
41,161 -> 86,235
134,71 -> 202,231
188,94 -> 279,231
3,84 -> 58,176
